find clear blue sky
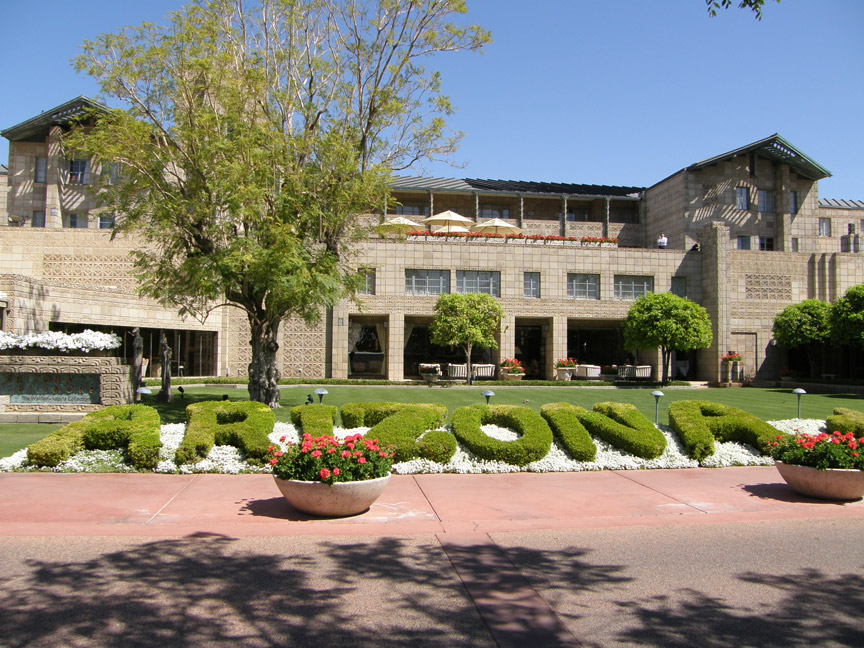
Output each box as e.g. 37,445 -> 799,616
2,0 -> 862,198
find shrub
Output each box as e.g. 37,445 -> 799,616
176,401 -> 275,465
340,402 -> 406,428
668,401 -> 716,460
451,405 -> 552,466
826,408 -> 864,437
290,405 -> 338,436
540,402 -> 596,461
669,401 -> 784,457
27,405 -> 162,469
577,402 -> 665,459
417,430 -> 459,464
362,404 -> 449,462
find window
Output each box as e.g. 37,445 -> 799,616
613,275 -> 653,300
758,237 -> 775,251
790,191 -> 799,214
34,158 -> 47,183
565,207 -> 591,222
394,203 -> 429,217
523,272 -> 540,298
735,187 -> 750,210
737,235 -> 751,250
405,269 -> 449,296
609,205 -> 639,224
567,274 -> 600,300
358,269 -> 376,295
64,213 -> 87,229
791,238 -> 799,252
68,159 -> 90,185
670,277 -> 687,298
30,211 -> 46,228
98,214 -> 116,230
101,162 -> 120,185
479,204 -> 510,220
860,219 -> 864,236
818,218 -> 831,237
757,190 -> 775,214
455,270 -> 500,297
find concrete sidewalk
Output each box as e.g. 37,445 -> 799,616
1,466 -> 862,538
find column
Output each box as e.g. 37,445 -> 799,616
46,126 -> 63,228
499,314 -> 516,365
549,315 -> 568,380
331,306 -> 349,379
387,312 -> 405,381
701,221 -> 729,384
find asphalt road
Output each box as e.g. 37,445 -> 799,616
1,518 -> 862,647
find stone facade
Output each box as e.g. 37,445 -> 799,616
2,99 -> 862,383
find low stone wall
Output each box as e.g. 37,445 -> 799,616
0,354 -> 134,414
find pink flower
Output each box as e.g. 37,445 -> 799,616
311,450 -> 322,458
279,436 -> 286,442
357,457 -> 367,464
319,468 -> 331,480
274,451 -> 283,458
269,459 -> 278,466
340,450 -> 350,458
332,467 -> 340,476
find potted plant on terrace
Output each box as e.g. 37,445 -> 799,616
500,358 -> 524,380
418,365 -> 441,383
554,357 -> 578,381
270,433 -> 394,516
765,431 -> 864,501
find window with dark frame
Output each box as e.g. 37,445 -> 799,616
523,272 -> 540,298
98,214 -> 115,230
758,237 -> 774,251
405,269 -> 449,296
818,218 -> 831,237
567,273 -> 600,300
735,187 -> 750,210
31,211 -> 46,228
737,235 -> 751,250
455,270 -> 501,297
67,159 -> 90,186
757,190 -> 775,214
613,275 -> 653,300
358,269 -> 376,295
670,276 -> 686,298
34,157 -> 47,183
790,190 -> 799,214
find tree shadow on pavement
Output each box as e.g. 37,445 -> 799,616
613,568 -> 864,647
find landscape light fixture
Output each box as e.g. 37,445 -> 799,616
793,388 -> 806,419
651,390 -> 664,424
314,388 -> 328,404
481,390 -> 495,405
136,386 -> 152,395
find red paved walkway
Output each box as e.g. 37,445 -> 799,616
1,466 -> 862,537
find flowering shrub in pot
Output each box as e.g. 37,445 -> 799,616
269,433 -> 394,516
554,358 -> 578,368
721,352 -> 741,362
500,358 -> 524,374
765,431 -> 864,500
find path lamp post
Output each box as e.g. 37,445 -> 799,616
651,390 -> 664,425
793,388 -> 806,419
481,390 -> 495,405
314,388 -> 328,404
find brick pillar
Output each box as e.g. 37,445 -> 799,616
700,222 -> 729,384
331,306 -> 349,379
499,314 -> 516,366
387,312 -> 404,381
549,315 -> 568,380
46,126 -> 63,228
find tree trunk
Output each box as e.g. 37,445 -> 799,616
661,347 -> 670,384
248,317 -> 282,408
158,331 -> 173,403
465,343 -> 473,386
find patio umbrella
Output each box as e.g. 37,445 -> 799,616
422,210 -> 474,229
471,218 -> 524,235
378,216 -> 425,233
432,224 -> 471,234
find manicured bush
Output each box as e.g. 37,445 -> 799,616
289,404 -> 338,436
826,408 -> 864,436
577,402 -> 666,459
540,402 -> 596,461
451,404 -> 553,466
27,404 -> 162,469
26,421 -> 88,467
176,401 -> 275,465
363,404 -> 449,462
669,401 -> 784,457
340,402 -> 406,428
668,401 -> 716,460
417,430 -> 459,464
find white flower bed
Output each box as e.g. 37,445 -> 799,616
0,419 -> 828,474
0,329 -> 121,352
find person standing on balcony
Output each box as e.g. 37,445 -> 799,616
657,233 -> 668,249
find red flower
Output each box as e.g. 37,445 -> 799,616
279,436 -> 286,442
311,450 -> 322,458
269,459 -> 278,466
319,468 -> 331,480
333,467 -> 340,476
357,457 -> 367,464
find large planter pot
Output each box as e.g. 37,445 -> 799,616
775,461 -> 864,501
421,373 -> 440,383
555,367 -> 573,381
503,372 -> 524,381
273,474 -> 391,517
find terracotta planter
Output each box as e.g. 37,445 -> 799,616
273,474 -> 391,517
503,372 -> 523,381
775,461 -> 864,501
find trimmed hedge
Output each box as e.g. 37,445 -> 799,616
350,403 -> 450,462
27,405 -> 162,469
826,408 -> 864,436
577,402 -> 666,459
176,401 -> 275,465
289,404 -> 338,436
451,405 -> 553,466
540,402 -> 597,461
668,400 -> 784,458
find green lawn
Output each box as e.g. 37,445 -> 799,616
3,385 -> 862,458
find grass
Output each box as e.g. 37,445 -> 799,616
3,385 -> 862,458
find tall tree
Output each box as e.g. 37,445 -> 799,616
705,0 -> 780,20
428,293 -> 503,385
623,293 -> 712,383
65,0 -> 489,407
829,284 -> 864,350
772,299 -> 831,378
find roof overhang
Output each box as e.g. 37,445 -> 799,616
685,134 -> 831,181
391,176 -> 644,200
1,96 -> 107,143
